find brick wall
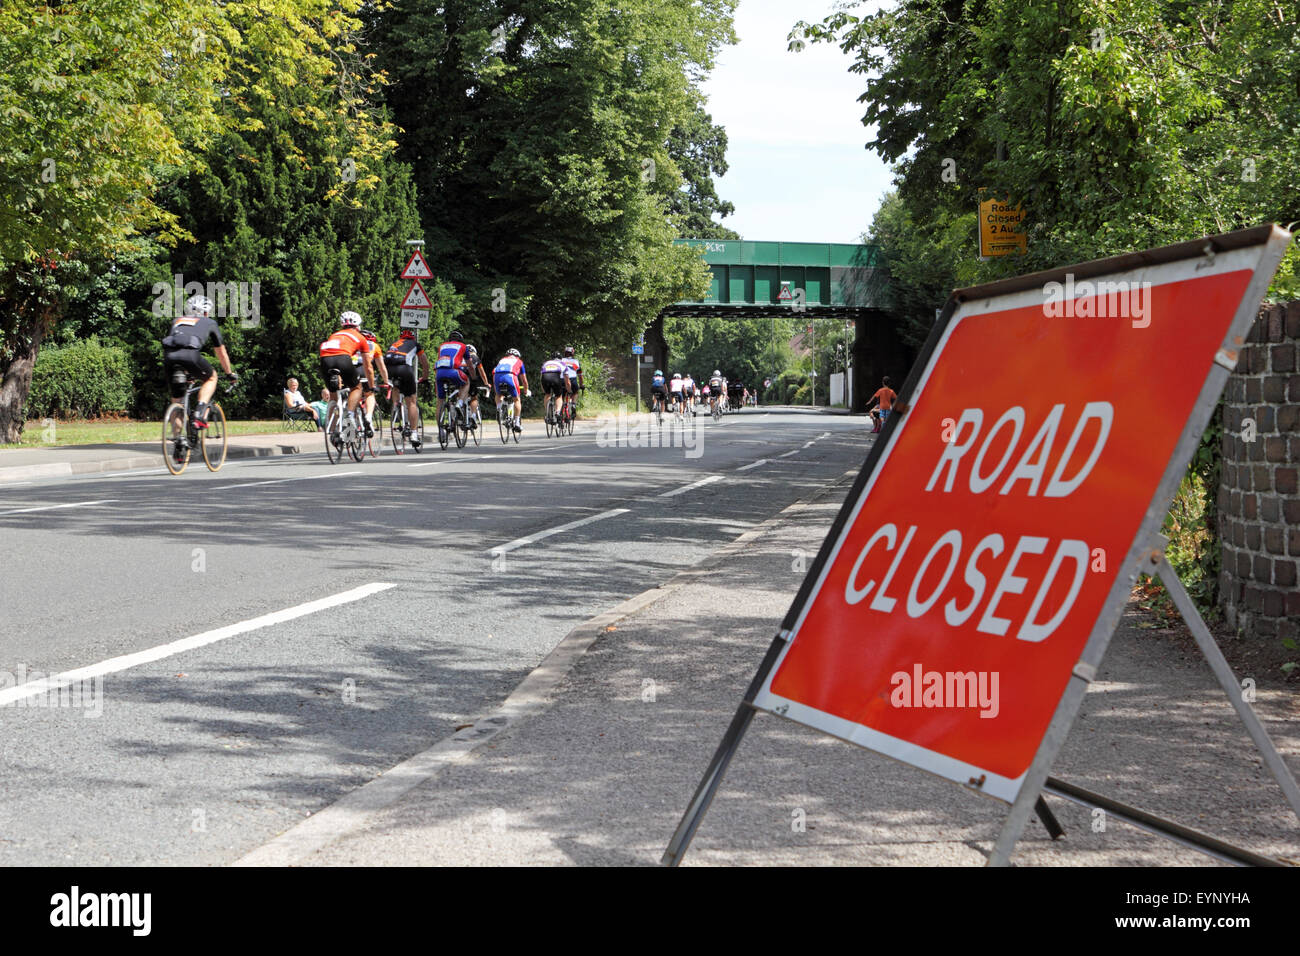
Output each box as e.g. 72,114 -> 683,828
1219,301 -> 1300,641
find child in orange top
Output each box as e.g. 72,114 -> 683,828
868,376 -> 897,431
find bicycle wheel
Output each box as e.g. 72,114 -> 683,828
391,405 -> 406,455
325,406 -> 342,464
346,416 -> 364,462
470,406 -> 482,446
438,406 -> 450,450
412,407 -> 424,452
162,404 -> 190,475
498,403 -> 510,444
364,414 -> 380,458
545,401 -> 555,438
201,402 -> 228,471
453,406 -> 468,448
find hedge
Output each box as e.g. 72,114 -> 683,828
27,337 -> 132,419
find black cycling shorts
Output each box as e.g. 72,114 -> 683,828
320,354 -> 360,391
386,361 -> 418,398
541,371 -> 564,396
163,350 -> 214,398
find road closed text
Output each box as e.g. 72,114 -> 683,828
842,402 -> 1111,644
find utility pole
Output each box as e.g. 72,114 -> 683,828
809,322 -> 816,407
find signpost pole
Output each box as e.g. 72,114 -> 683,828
636,355 -> 641,414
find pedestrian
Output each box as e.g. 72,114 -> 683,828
867,376 -> 897,431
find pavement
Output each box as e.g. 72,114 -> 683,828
239,464 -> 1300,868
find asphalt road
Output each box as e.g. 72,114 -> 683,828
0,408 -> 870,865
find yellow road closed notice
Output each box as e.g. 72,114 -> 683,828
980,193 -> 1027,257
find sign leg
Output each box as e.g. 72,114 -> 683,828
1155,553 -> 1300,822
1035,796 -> 1065,840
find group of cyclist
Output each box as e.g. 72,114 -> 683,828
161,295 -> 591,452
650,369 -> 748,417
164,295 -> 758,459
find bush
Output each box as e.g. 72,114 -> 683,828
27,337 -> 132,419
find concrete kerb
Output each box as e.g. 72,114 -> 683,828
234,465 -> 862,866
0,442 -> 305,482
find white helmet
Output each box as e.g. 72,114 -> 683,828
672,372 -> 682,379
340,310 -> 362,327
713,370 -> 721,377
186,295 -> 213,316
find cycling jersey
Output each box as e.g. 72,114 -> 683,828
494,355 -> 525,381
561,357 -> 580,380
669,378 -> 684,394
385,338 -> 424,366
709,376 -> 723,390
320,328 -> 367,357
652,372 -> 665,388
541,358 -> 564,376
163,315 -> 223,353
435,340 -> 468,371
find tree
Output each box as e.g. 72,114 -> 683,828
0,0 -> 230,440
370,0 -> 735,351
0,0 -> 412,439
665,101 -> 740,239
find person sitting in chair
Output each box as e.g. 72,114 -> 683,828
283,377 -> 321,427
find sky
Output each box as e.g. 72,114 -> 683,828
698,0 -> 894,244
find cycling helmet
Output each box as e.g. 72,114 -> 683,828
713,370 -> 721,377
185,295 -> 213,316
654,369 -> 663,376
449,329 -> 464,342
340,310 -> 362,327
362,330 -> 377,341
563,346 -> 575,357
399,329 -> 416,339
507,348 -> 521,358
672,372 -> 682,379
551,351 -> 562,359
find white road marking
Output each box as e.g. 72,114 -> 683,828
489,508 -> 629,556
779,450 -> 800,458
214,471 -> 361,490
0,498 -> 116,516
737,459 -> 768,471
0,583 -> 395,708
658,474 -> 723,498
0,482 -> 34,488
819,431 -> 831,439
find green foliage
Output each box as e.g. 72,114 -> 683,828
803,0 -> 1299,619
27,337 -> 131,419
371,0 -> 735,347
666,101 -> 741,239
664,315 -> 795,389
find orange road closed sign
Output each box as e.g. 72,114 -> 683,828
752,226 -> 1290,802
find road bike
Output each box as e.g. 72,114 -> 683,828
390,381 -> 425,455
162,374 -> 230,475
496,388 -> 522,444
324,376 -> 365,464
652,394 -> 664,427
469,386 -> 488,447
554,389 -> 577,437
437,390 -> 469,449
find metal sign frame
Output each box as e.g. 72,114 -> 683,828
663,224 -> 1298,867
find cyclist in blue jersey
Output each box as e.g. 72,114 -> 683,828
650,369 -> 667,415
493,349 -> 530,434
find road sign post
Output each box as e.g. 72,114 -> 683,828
663,224 -> 1298,867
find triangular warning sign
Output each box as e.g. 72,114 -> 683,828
400,279 -> 432,310
401,249 -> 433,279
778,282 -> 793,300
